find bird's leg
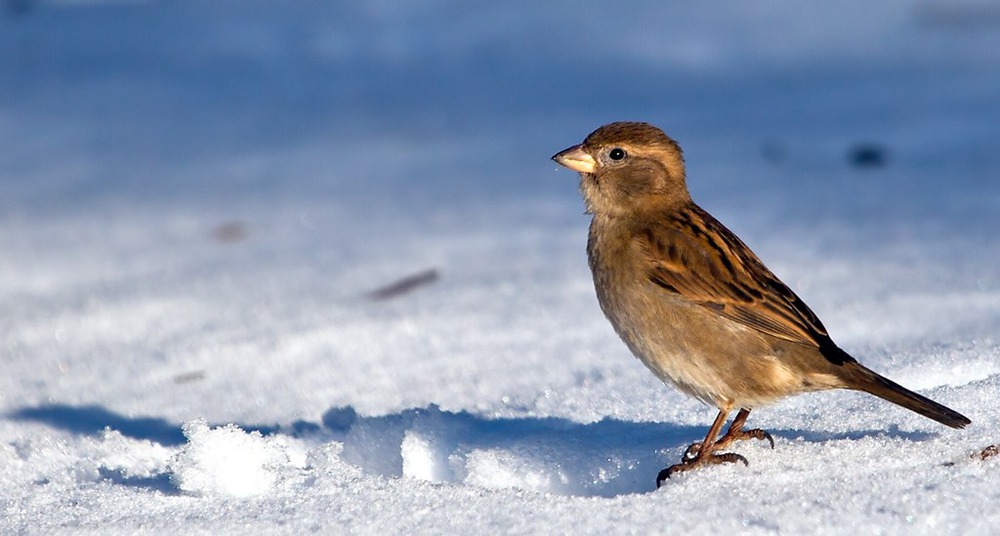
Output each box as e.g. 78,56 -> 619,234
681,408 -> 774,460
715,408 -> 774,450
658,409 -> 748,486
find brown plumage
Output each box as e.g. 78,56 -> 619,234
552,121 -> 970,486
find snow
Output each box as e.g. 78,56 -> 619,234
2,0 -> 1000,533
170,419 -> 308,498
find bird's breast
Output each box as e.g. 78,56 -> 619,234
586,218 -> 806,407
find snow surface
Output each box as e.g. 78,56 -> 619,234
2,0 -> 1000,533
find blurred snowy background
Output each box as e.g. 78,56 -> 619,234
2,1 -> 999,533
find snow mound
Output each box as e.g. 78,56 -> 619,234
330,404 -> 687,496
170,419 -> 306,498
0,427 -> 173,492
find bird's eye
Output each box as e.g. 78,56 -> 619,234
609,148 -> 626,161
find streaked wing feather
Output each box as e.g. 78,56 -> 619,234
643,205 -> 829,347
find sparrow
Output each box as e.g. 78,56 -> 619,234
552,122 -> 970,487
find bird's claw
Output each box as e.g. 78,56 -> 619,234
656,452 -> 749,487
740,428 -> 775,450
682,442 -> 702,461
682,428 -> 774,461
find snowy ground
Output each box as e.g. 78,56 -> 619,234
2,1 -> 1000,533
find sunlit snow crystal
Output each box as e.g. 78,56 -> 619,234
170,419 -> 289,497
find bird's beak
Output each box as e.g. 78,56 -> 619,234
552,145 -> 596,174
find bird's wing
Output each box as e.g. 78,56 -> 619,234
641,205 -> 830,348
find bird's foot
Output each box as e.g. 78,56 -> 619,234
681,428 -> 774,461
656,452 -> 748,486
657,409 -> 770,487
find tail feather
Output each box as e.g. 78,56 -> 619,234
841,362 -> 971,429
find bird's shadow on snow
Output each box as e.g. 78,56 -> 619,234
8,404 -> 190,445
7,403 -> 938,496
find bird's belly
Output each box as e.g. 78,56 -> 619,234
599,287 -> 804,408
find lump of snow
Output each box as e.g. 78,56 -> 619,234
458,447 -> 571,494
169,419 -> 296,498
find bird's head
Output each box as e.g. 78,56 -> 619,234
552,122 -> 689,216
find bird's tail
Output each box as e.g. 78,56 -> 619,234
838,361 -> 971,429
